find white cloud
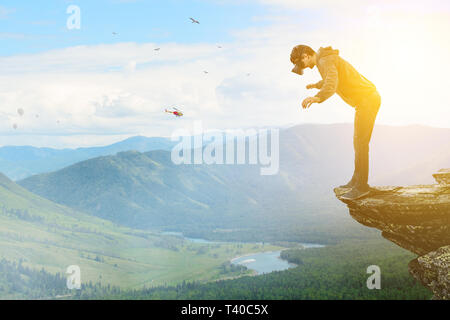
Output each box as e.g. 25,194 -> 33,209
1,0 -> 449,148
254,0 -> 450,12
0,32 -> 25,39
0,6 -> 15,19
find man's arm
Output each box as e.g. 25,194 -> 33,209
315,57 -> 338,103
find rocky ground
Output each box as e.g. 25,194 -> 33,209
335,169 -> 450,300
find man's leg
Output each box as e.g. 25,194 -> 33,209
353,91 -> 381,190
341,92 -> 380,200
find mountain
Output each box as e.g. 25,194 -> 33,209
0,136 -> 176,181
4,123 -> 448,299
17,149 -> 298,230
16,124 -> 450,239
280,123 -> 450,187
4,123 -> 449,184
0,171 -> 267,292
369,125 -> 450,185
0,170 -> 155,287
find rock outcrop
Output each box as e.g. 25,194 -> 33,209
409,246 -> 449,300
433,168 -> 450,185
335,169 -> 450,300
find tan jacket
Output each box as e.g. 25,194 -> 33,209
314,46 -> 377,107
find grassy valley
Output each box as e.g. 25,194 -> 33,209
0,172 -> 283,297
3,124 -> 448,299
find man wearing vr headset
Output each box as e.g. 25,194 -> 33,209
291,45 -> 381,200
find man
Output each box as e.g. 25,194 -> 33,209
291,45 -> 381,200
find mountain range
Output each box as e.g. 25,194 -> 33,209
0,169 -> 277,291
1,122 -> 447,298
0,136 -> 176,181
15,124 -> 450,240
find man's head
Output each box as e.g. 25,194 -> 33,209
290,45 -> 316,75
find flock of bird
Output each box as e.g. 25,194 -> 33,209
10,17 -> 251,127
111,17 -> 252,119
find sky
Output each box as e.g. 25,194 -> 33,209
1,0 -> 450,148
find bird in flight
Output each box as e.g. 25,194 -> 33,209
112,32 -> 118,35
203,71 -> 209,74
154,48 -> 160,51
189,17 -> 200,24
217,45 -> 222,49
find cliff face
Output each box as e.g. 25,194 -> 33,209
335,169 -> 450,300
409,246 -> 449,300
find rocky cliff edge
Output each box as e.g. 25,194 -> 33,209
335,169 -> 450,300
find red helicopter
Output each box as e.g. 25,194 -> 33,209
165,107 -> 184,117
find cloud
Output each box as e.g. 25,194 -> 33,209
0,32 -> 26,40
0,42 -> 219,74
93,93 -> 145,118
254,0 -> 450,12
0,6 -> 15,19
1,0 -> 449,148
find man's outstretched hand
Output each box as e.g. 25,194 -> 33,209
306,83 -> 316,89
302,96 -> 321,109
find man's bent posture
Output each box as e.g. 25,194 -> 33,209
291,45 -> 381,200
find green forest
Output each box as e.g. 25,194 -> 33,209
0,238 -> 431,300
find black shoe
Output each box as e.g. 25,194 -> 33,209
340,187 -> 371,201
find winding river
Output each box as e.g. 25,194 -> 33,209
230,243 -> 325,275
162,231 -> 325,275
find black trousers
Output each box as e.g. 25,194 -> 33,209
352,91 -> 381,189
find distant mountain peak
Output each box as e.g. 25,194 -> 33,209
0,172 -> 13,186
120,135 -> 150,142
